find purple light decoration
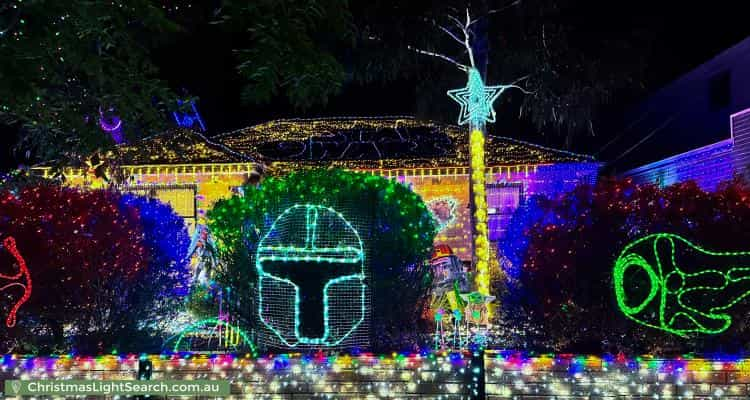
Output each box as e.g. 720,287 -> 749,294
624,139 -> 733,192
172,100 -> 206,131
98,108 -> 124,144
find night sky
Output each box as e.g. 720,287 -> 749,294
1,1 -> 749,171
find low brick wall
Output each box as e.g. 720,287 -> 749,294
2,352 -> 750,399
486,354 -> 750,399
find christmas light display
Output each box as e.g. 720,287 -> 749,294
214,116 -> 593,172
614,233 -> 750,337
625,139 -> 733,192
447,69 -> 509,127
167,318 -> 257,355
209,169 -> 434,350
427,196 -> 459,232
0,236 -> 31,328
445,62 -> 532,299
256,204 -> 368,349
98,108 -> 124,144
118,194 -> 191,300
446,65 -> 512,297
6,351 -> 750,399
172,100 -> 206,132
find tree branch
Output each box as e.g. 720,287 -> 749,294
435,23 -> 465,47
0,7 -> 21,37
470,0 -> 522,25
407,45 -> 469,71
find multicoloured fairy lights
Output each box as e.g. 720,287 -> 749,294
0,236 -> 31,328
256,204 -> 368,349
614,233 -> 750,337
5,351 -> 750,399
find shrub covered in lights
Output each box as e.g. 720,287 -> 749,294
500,178 -> 750,354
208,169 -> 437,351
0,183 -> 190,354
118,195 -> 192,321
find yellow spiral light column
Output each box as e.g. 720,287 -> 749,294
447,68 -> 509,298
469,128 -> 490,295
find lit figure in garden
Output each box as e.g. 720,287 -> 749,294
256,204 -> 366,347
614,233 -> 750,337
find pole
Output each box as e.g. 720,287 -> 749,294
469,122 -> 490,297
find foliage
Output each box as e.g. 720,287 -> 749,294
500,178 -> 750,354
0,0 -> 180,162
118,194 -> 191,323
0,183 -> 189,354
214,0 -> 351,110
208,169 -> 436,350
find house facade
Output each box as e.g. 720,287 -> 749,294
611,36 -> 750,190
34,116 -> 599,262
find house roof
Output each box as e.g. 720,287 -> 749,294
602,35 -> 750,172
35,117 -> 596,170
215,116 -> 595,169
113,128 -> 252,165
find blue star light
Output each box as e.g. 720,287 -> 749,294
447,68 -> 507,126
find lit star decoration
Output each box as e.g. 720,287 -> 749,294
447,68 -> 507,126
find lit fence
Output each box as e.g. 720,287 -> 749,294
2,352 -> 750,399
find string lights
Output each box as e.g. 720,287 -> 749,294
614,233 -> 750,337
5,351 -> 750,399
214,116 -> 595,171
172,100 -> 206,132
166,318 -> 257,355
256,204 -> 368,349
0,236 -> 31,328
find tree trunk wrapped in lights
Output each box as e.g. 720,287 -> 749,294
412,9 -> 530,299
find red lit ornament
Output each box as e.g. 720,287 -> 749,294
0,236 -> 32,327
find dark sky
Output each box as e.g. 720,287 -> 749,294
152,0 -> 750,152
2,1 -> 749,171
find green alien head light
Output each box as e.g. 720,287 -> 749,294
613,233 -> 750,337
256,204 -> 368,349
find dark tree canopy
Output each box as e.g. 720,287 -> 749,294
220,0 -> 648,147
0,0 -> 179,163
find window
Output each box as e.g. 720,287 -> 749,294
118,183 -> 198,228
486,183 -> 523,242
709,70 -> 731,110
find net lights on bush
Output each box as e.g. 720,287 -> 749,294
614,233 -> 750,337
257,204 -> 368,349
